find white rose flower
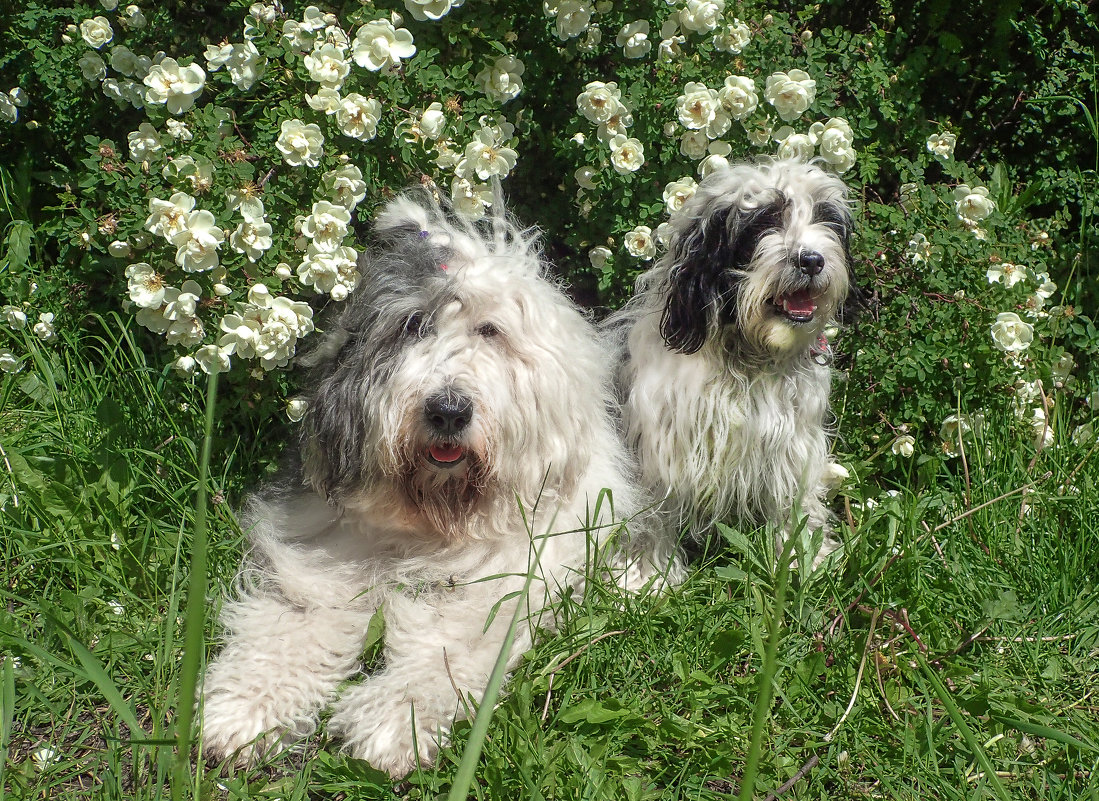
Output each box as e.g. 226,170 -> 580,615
418,102 -> 447,140
718,75 -> 758,121
676,82 -> 730,138
336,93 -> 381,141
891,435 -> 915,458
301,201 -> 351,252
286,398 -> 309,422
658,35 -> 686,60
0,95 -> 17,124
451,177 -> 493,220
457,127 -> 518,181
953,184 -> 995,224
80,16 -> 114,49
126,262 -> 166,308
990,312 -> 1034,353
127,122 -> 163,163
609,135 -> 645,174
986,261 -> 1024,287
617,21 -> 651,58
143,58 -> 206,115
194,344 -> 231,374
625,225 -> 657,259
276,119 -> 325,167
109,45 -> 139,77
404,0 -> 465,21
555,0 -> 593,40
306,87 -> 342,114
230,220 -> 274,262
678,0 -> 725,33
3,305 -> 27,329
219,291 -> 315,370
351,19 -> 416,72
163,119 -> 191,142
475,55 -> 525,103
663,177 -> 698,215
145,192 -> 196,240
812,117 -> 856,172
322,163 -> 368,209
226,188 -> 265,222
588,246 -> 612,269
576,81 -> 621,125
172,354 -> 196,375
596,103 -> 633,143
0,349 -> 21,373
296,245 -> 360,299
907,232 -> 931,263
33,312 -> 57,342
121,5 -> 146,29
1030,406 -> 1054,448
78,52 -> 108,83
282,19 -> 315,53
305,43 -> 351,89
679,130 -> 709,160
927,132 -> 957,161
774,128 -> 815,161
713,18 -> 751,53
764,69 -> 816,122
171,210 -> 225,273
575,166 -> 598,190
220,42 -> 265,90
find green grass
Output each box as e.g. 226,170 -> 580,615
2,324 -> 1098,800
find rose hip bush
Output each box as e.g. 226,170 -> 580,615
0,0 -> 1095,472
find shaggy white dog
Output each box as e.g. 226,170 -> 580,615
609,159 -> 859,563
201,189 -> 680,776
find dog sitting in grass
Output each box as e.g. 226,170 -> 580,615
608,159 -> 859,566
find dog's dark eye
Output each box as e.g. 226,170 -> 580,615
476,322 -> 500,339
404,312 -> 426,337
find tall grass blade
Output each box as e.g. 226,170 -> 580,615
737,533 -> 796,801
0,657 -> 14,801
171,371 -> 219,800
918,656 -> 1011,801
447,526 -> 551,801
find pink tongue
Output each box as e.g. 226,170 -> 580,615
429,444 -> 464,463
784,290 -> 816,314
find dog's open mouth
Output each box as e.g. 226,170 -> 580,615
425,443 -> 467,467
773,289 -> 819,323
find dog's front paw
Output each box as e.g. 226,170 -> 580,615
329,680 -> 454,777
201,679 -> 319,767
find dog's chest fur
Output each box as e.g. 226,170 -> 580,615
623,318 -> 831,529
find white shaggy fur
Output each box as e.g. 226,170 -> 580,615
609,159 -> 857,563
201,189 -> 681,777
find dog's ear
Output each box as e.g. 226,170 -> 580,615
660,196 -> 785,354
300,373 -> 363,501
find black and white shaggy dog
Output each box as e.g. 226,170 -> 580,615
609,159 -> 859,565
201,189 -> 680,776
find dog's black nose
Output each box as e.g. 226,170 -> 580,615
798,251 -> 825,277
424,392 -> 473,436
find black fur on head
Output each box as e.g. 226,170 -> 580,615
659,191 -> 787,354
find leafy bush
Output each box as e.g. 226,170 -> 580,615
1,0 -> 1096,476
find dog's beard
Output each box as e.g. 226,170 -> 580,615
397,440 -> 493,541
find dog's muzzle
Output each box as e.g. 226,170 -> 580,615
423,391 -> 473,466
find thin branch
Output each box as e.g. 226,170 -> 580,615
762,754 -> 821,801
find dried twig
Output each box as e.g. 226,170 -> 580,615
762,754 -> 821,801
826,610 -> 878,742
